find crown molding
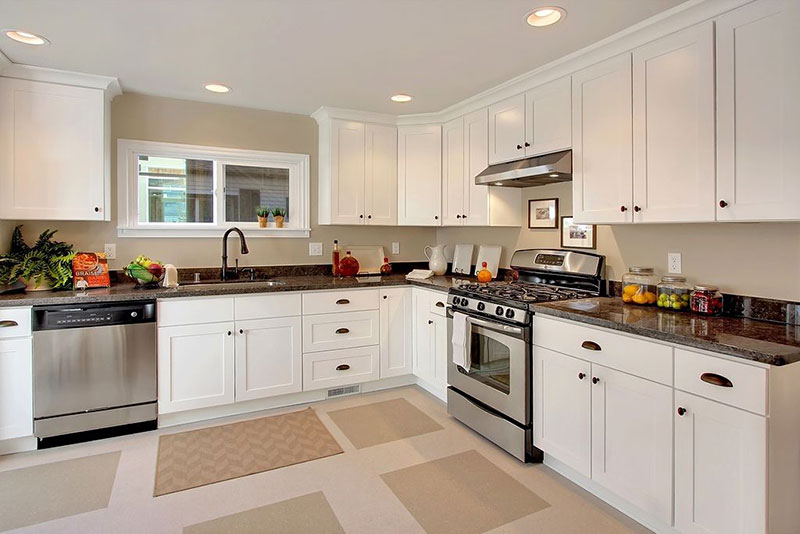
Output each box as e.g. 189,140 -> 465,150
0,61 -> 121,99
0,50 -> 11,73
311,106 -> 397,125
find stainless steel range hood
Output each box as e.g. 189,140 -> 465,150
475,150 -> 572,188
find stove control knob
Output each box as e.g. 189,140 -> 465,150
495,306 -> 504,316
505,309 -> 515,319
461,299 -> 469,307
452,297 -> 461,305
477,302 -> 485,311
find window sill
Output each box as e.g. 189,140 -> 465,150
117,227 -> 311,238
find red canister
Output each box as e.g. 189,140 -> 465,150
690,286 -> 723,316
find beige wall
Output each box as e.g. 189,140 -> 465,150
0,221 -> 13,254
10,94 -> 436,270
437,182 -> 800,300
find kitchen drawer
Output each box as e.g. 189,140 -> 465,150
303,310 -> 379,353
0,307 -> 31,339
534,316 -> 673,385
157,297 -> 234,327
302,289 -> 379,315
234,293 -> 301,320
303,345 -> 379,391
428,293 -> 448,316
675,348 -> 767,415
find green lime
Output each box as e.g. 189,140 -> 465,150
672,302 -> 682,310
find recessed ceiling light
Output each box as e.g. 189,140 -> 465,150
390,94 -> 413,103
4,30 -> 49,45
204,83 -> 231,93
525,6 -> 566,27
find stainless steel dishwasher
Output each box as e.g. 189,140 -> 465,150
32,300 -> 157,447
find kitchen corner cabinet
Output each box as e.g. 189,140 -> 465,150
715,0 -> 800,221
412,289 -> 448,398
379,287 -> 413,378
398,124 -> 442,226
318,119 -> 397,225
0,77 -> 111,221
443,109 -> 521,227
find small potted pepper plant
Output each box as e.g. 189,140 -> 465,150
256,206 -> 270,228
272,207 -> 286,228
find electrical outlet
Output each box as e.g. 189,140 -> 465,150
309,242 -> 323,256
392,242 -> 400,255
104,243 -> 117,260
668,252 -> 682,274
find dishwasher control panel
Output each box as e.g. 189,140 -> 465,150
33,301 -> 156,331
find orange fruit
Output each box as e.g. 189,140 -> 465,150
644,291 -> 657,304
622,294 -> 633,303
632,293 -> 648,305
623,284 -> 639,296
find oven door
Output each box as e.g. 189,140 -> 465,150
447,310 -> 530,424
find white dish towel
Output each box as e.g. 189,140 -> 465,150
451,312 -> 471,371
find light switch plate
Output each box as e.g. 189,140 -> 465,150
668,252 -> 682,274
104,243 -> 116,260
392,242 -> 400,255
309,242 -> 323,256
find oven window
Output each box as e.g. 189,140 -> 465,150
468,330 -> 511,394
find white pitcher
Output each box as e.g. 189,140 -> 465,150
424,245 -> 448,276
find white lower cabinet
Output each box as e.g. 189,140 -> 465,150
303,345 -> 380,391
0,337 -> 33,440
235,317 -> 302,402
157,322 -> 236,414
379,287 -> 413,378
674,391 -> 766,534
412,289 -> 448,398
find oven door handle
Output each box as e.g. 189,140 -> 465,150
465,315 -> 524,336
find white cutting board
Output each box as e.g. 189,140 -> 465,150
475,245 -> 502,278
341,245 -> 385,275
451,244 -> 474,275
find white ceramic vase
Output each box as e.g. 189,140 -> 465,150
424,245 -> 448,276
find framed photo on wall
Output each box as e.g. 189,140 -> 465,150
560,216 -> 596,249
528,198 -> 559,229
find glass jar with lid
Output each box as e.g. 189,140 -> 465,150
690,286 -> 724,316
621,267 -> 658,306
657,276 -> 692,311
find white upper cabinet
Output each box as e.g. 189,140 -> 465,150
572,54 -> 634,224
488,94 -> 526,165
0,77 -> 112,221
633,22 -> 715,223
398,124 -> 442,226
318,118 -> 397,225
524,77 -> 572,157
716,0 -> 800,221
442,116 -> 466,226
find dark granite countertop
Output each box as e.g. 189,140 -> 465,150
532,297 -> 800,366
0,274 -> 460,308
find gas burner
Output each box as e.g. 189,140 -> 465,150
454,281 -> 588,303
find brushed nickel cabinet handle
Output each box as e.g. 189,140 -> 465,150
700,372 -> 733,388
581,340 -> 601,351
336,364 -> 350,371
335,299 -> 350,305
0,320 -> 19,328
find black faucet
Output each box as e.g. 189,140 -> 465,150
221,227 -> 249,281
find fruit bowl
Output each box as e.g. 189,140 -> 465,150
125,256 -> 165,289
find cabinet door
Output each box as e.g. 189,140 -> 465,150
397,124 -> 442,226
0,337 -> 33,440
674,391 -> 766,534
379,287 -> 413,378
488,94 -> 526,164
572,54 -> 633,224
329,119 -> 366,224
412,290 -> 433,381
157,323 -> 235,414
533,347 -> 592,477
591,365 -> 673,524
0,78 -> 107,221
716,0 -> 800,221
442,116 -> 465,226
463,108 -> 490,226
364,123 -> 397,225
525,77 -> 571,157
431,313 -> 449,392
633,22 -> 715,223
235,317 -> 302,402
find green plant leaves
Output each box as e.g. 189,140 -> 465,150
0,226 -> 75,289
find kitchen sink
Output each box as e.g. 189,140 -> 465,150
178,279 -> 287,289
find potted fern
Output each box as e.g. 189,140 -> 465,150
0,226 -> 75,292
272,207 -> 286,228
256,206 -> 270,228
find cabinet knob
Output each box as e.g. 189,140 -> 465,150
227,331 -> 232,336
456,214 -> 461,219
677,406 -> 687,416
633,205 -> 641,212
434,215 -> 439,220
428,320 -> 434,325
94,207 -> 100,213
592,377 -> 600,384
383,295 -> 388,299
578,372 -> 586,380
620,205 -> 628,212
516,144 -> 523,150
239,329 -> 244,334
462,214 -> 466,219
359,214 -> 364,218
719,200 -> 728,208
524,142 -> 530,147
367,215 -> 372,219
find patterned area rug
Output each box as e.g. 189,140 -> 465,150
154,408 -> 343,496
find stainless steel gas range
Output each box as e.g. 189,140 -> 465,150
446,248 -> 605,462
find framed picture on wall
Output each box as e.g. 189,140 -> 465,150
560,216 -> 596,249
528,198 -> 559,229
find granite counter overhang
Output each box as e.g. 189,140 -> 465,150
0,274 -> 456,308
531,297 -> 800,366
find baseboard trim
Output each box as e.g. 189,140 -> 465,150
0,435 -> 37,455
414,377 -> 447,402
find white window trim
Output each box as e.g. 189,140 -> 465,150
117,139 -> 310,238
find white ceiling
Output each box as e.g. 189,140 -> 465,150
0,0 -> 688,115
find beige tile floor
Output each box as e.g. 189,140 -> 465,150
0,386 -> 650,534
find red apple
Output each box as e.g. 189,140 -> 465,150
147,263 -> 164,278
